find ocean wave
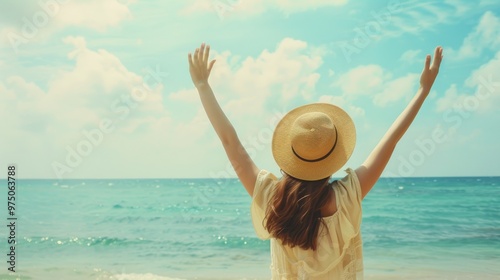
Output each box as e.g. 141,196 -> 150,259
106,273 -> 184,280
22,236 -> 154,247
208,235 -> 269,250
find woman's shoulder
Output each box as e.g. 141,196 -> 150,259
255,169 -> 279,187
335,168 -> 361,194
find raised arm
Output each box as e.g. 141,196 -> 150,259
188,43 -> 260,196
355,46 -> 443,199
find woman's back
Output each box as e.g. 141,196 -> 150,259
251,168 -> 364,279
188,43 -> 443,279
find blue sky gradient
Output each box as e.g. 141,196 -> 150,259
1,0 -> 499,179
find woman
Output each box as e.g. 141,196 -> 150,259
188,43 -> 443,279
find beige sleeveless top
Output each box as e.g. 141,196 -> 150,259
251,168 -> 364,280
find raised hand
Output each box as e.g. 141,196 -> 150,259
356,46 -> 445,199
188,43 -> 216,88
420,46 -> 443,91
187,42 -> 260,196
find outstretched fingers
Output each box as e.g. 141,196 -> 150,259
189,43 -> 216,84
194,47 -> 200,66
190,43 -> 213,69
188,53 -> 195,69
198,43 -> 206,67
423,46 -> 443,72
208,59 -> 216,75
424,54 -> 431,70
204,44 -> 210,66
432,46 -> 443,69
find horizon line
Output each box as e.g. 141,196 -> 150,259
3,175 -> 500,180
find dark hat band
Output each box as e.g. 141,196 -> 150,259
291,126 -> 338,163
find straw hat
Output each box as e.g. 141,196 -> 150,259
272,103 -> 356,181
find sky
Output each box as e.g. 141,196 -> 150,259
0,0 -> 499,179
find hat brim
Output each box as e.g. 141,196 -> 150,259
272,103 -> 356,181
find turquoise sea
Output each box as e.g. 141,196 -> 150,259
1,175 -> 499,280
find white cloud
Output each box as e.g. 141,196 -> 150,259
331,64 -> 419,107
318,94 -> 365,118
400,49 -> 421,64
232,38 -> 323,104
165,38 -> 327,177
0,36 -> 166,178
379,2 -> 455,38
447,11 -> 500,60
374,73 -> 419,107
1,36 -> 327,178
55,0 -> 132,32
0,0 -> 131,49
436,50 -> 500,113
444,0 -> 470,16
183,0 -> 348,18
168,88 -> 200,103
333,65 -> 388,96
376,1 -> 497,40
266,0 -> 348,14
171,38 -> 324,120
436,84 -> 461,113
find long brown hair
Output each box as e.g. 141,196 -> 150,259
264,172 -> 332,250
